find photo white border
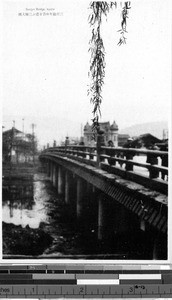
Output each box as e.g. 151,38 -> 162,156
0,0 -> 171,267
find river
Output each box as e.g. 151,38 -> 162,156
3,172 -> 97,258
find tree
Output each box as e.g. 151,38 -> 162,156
88,1 -> 131,136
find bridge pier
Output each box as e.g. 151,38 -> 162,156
57,165 -> 64,195
52,164 -> 57,187
140,220 -> 146,231
86,182 -> 92,195
65,170 -> 71,204
47,161 -> 51,177
50,161 -> 54,182
97,192 -> 132,241
116,203 -> 130,234
76,177 -> 85,219
98,195 -> 106,240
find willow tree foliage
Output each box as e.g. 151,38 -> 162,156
88,1 -> 131,135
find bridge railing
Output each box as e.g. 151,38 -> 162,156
41,145 -> 168,194
101,146 -> 168,176
47,145 -> 98,162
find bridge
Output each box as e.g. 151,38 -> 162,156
39,142 -> 168,260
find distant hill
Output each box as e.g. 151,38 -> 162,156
119,121 -> 168,140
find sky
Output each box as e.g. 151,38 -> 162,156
2,0 -> 171,147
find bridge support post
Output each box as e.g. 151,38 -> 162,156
86,182 -> 93,197
65,170 -> 71,204
98,196 -> 105,240
57,166 -> 63,195
116,203 -> 130,234
76,177 -> 84,219
47,161 -> 51,177
140,220 -> 146,231
50,161 -> 53,182
52,164 -> 56,187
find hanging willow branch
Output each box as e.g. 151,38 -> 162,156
88,1 -> 131,137
118,2 -> 131,45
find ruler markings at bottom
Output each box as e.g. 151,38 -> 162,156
0,284 -> 172,297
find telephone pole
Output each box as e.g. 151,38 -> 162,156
31,123 -> 36,165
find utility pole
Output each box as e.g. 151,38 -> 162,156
31,123 -> 36,165
11,121 -> 16,163
22,118 -> 25,163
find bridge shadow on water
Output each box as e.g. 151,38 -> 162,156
2,171 -> 167,260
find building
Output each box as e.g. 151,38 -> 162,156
3,127 -> 36,163
130,133 -> 162,149
84,121 -> 119,147
118,134 -> 130,147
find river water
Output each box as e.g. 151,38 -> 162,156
3,174 -> 51,229
2,170 -> 159,259
3,172 -> 123,258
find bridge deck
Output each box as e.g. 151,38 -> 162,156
40,152 -> 167,234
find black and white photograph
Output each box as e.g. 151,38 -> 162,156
2,0 -> 171,260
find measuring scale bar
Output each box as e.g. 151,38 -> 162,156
0,284 -> 172,298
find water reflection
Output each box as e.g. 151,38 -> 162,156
2,175 -> 50,229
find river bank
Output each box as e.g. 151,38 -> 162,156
3,222 -> 53,256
